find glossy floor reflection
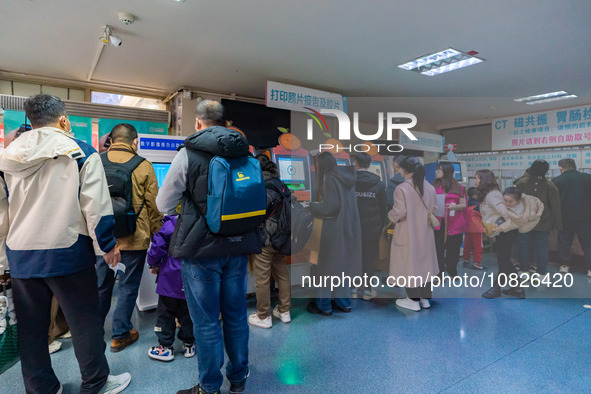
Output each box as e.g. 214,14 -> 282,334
2,255 -> 590,393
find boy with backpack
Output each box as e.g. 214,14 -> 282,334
96,123 -> 163,353
248,155 -> 292,329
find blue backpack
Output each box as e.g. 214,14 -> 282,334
206,155 -> 266,235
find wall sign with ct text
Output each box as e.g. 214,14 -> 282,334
492,104 -> 591,151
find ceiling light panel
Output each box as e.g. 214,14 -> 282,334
514,91 -> 577,105
398,48 -> 484,76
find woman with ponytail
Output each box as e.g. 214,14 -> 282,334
388,156 -> 438,312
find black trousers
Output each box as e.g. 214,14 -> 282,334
406,283 -> 433,301
558,220 -> 591,269
434,229 -> 463,277
155,295 -> 195,348
12,266 -> 109,394
360,238 -> 379,288
494,230 -> 519,287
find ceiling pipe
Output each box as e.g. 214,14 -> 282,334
87,40 -> 105,81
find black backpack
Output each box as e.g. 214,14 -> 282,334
265,181 -> 292,254
290,200 -> 314,255
100,152 -> 146,238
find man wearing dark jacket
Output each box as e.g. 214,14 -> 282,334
157,100 -> 261,394
552,158 -> 591,277
515,160 -> 562,275
351,153 -> 387,300
386,155 -> 405,211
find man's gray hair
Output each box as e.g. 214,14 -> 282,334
196,100 -> 225,126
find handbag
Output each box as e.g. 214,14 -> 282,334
409,183 -> 440,229
0,275 -> 19,374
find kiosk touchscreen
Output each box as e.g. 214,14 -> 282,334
152,162 -> 172,188
368,161 -> 386,182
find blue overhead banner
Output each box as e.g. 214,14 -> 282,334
139,136 -> 182,151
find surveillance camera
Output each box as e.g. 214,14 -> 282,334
109,35 -> 122,47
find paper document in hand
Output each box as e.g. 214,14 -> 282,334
109,263 -> 126,277
435,194 -> 445,217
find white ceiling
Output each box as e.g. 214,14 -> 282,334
1,0 -> 590,127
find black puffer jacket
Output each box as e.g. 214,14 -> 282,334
170,126 -> 262,259
386,172 -> 405,211
310,165 -> 362,277
355,170 -> 387,240
261,167 -> 291,247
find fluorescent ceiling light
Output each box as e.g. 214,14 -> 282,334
398,48 -> 484,76
514,91 -> 578,105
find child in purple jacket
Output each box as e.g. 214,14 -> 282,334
147,215 -> 195,361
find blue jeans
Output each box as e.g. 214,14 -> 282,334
96,250 -> 146,339
181,255 -> 249,393
518,231 -> 549,274
316,286 -> 352,313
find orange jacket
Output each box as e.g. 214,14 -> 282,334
466,205 -> 485,233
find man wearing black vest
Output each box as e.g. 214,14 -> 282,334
96,124 -> 163,352
351,153 -> 387,300
157,100 -> 261,394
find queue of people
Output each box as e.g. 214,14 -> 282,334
2,94 -> 591,394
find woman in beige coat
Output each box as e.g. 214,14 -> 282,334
388,157 -> 439,312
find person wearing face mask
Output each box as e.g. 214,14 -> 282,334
95,123 -> 163,353
0,94 -> 131,393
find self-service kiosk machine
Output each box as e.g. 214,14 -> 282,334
272,134 -> 313,202
136,133 -> 186,311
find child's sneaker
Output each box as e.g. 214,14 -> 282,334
148,345 -> 174,362
248,312 -> 272,328
182,343 -> 195,358
528,265 -> 538,274
472,263 -> 484,270
272,306 -> 291,323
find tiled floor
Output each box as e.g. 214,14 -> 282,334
2,254 -> 590,393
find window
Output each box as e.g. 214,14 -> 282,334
91,92 -> 165,110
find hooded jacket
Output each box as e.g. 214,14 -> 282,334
0,127 -> 116,278
515,175 -> 562,232
355,170 -> 387,240
309,165 -> 362,278
157,126 -> 262,259
146,215 -> 185,299
261,167 -> 291,248
497,194 -> 544,234
386,172 -> 405,211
